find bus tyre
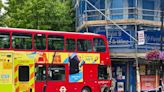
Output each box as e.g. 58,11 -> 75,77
81,87 -> 91,92
101,86 -> 110,92
103,87 -> 110,92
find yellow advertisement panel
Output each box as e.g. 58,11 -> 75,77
0,52 -> 13,92
47,52 -> 100,64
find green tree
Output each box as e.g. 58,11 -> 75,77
0,0 -> 3,9
0,0 -> 4,26
3,0 -> 75,31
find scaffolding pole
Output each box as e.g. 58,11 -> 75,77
84,0 -> 137,42
84,0 -> 141,92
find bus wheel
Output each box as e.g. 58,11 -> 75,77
103,87 -> 110,92
81,87 -> 91,92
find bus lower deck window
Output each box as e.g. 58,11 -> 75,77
35,65 -> 46,81
98,65 -> 108,80
19,66 -> 29,82
48,65 -> 65,81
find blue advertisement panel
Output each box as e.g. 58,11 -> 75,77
145,31 -> 164,44
107,30 -> 132,46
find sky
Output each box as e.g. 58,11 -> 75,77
1,0 -> 7,15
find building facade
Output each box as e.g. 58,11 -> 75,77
74,0 -> 164,92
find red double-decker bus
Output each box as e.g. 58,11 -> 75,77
0,27 -> 112,92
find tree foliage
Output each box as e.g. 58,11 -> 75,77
0,0 -> 3,9
2,0 -> 75,31
0,0 -> 4,26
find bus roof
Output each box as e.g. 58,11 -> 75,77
0,27 -> 102,37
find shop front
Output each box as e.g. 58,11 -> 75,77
139,61 -> 164,92
111,58 -> 136,92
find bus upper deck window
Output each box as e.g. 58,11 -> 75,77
93,38 -> 106,52
66,38 -> 75,51
48,35 -> 64,50
77,39 -> 92,52
34,34 -> 46,50
19,66 -> 29,82
0,32 -> 10,49
12,33 -> 32,50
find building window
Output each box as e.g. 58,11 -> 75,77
77,39 -> 92,52
48,65 -> 65,81
19,66 -> 29,82
66,38 -> 75,51
93,38 -> 106,52
142,0 -> 155,20
34,34 -> 46,50
0,32 -> 10,49
110,0 -> 123,19
48,35 -> 64,50
12,33 -> 32,49
35,65 -> 46,81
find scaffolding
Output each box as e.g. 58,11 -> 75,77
75,0 -> 162,32
75,0 -> 163,92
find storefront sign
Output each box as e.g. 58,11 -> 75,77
140,75 -> 159,91
107,30 -> 131,46
145,31 -> 164,44
138,31 -> 145,45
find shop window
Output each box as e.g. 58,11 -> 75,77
0,32 -> 10,49
98,65 -> 109,80
34,34 -> 46,50
93,38 -> 106,52
35,65 -> 46,81
77,39 -> 92,52
146,65 -> 156,75
66,38 -> 75,51
12,33 -> 32,49
19,66 -> 29,81
48,35 -> 64,50
48,65 -> 65,81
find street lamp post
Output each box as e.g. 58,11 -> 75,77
159,0 -> 164,91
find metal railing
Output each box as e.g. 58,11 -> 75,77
76,7 -> 163,27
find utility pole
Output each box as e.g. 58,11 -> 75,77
159,0 -> 164,91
